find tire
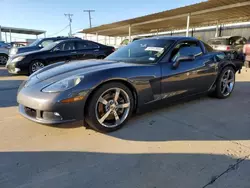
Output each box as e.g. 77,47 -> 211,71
29,60 -> 45,75
213,66 -> 236,99
85,82 -> 134,133
0,54 -> 8,65
97,55 -> 105,59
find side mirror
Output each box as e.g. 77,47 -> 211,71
172,55 -> 195,69
38,44 -> 43,48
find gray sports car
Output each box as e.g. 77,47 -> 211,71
17,36 -> 242,132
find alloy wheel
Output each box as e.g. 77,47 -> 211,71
95,88 -> 131,128
31,61 -> 44,73
0,56 -> 8,65
220,69 -> 235,97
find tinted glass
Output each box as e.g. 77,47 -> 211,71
208,39 -> 229,45
56,42 -> 75,51
76,41 -> 99,50
106,39 -> 174,64
171,41 -> 203,61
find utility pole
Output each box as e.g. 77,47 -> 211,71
83,10 -> 95,28
64,13 -> 73,36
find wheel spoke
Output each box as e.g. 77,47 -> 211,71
99,109 -> 112,123
226,70 -> 231,79
114,89 -> 120,102
228,78 -> 234,83
117,103 -> 130,109
221,84 -> 227,93
226,84 -> 230,92
98,97 -> 108,105
113,110 -> 121,124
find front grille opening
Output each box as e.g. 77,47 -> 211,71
24,107 -> 36,118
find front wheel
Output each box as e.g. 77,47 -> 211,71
0,54 -> 8,65
85,82 -> 134,132
29,60 -> 45,75
213,66 -> 236,99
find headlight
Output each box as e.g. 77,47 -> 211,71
42,76 -> 84,93
12,56 -> 25,63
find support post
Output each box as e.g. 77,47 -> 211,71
44,32 -> 46,38
36,35 -> 38,39
5,32 -> 7,42
0,26 -> 2,41
186,13 -> 190,37
9,29 -> 12,42
156,29 -> 159,36
104,36 -> 106,45
215,20 -> 219,37
128,25 -> 132,42
96,33 -> 98,42
191,28 -> 194,37
109,36 -> 111,45
85,33 -> 87,40
114,37 -> 117,45
219,25 -> 222,37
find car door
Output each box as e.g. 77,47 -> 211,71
160,40 -> 217,100
75,41 -> 100,60
46,41 -> 77,64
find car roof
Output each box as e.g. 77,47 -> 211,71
209,36 -> 241,40
143,36 -> 198,41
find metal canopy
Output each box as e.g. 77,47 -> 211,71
0,26 -> 45,35
79,0 -> 250,37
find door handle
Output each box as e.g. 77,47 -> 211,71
94,49 -> 99,52
71,51 -> 77,54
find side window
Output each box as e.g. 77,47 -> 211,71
55,42 -> 75,51
76,41 -> 99,50
170,41 -> 203,62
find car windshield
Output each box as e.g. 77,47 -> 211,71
29,39 -> 42,46
106,39 -> 174,64
41,42 -> 60,51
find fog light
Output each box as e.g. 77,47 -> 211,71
14,68 -> 21,73
43,111 -> 62,121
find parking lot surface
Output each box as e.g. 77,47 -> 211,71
0,66 -> 250,188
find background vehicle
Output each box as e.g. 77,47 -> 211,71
9,36 -> 81,56
7,39 -> 115,75
208,36 -> 247,60
17,37 -> 242,133
0,41 -> 11,65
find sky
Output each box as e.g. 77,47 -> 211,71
0,0 -> 203,41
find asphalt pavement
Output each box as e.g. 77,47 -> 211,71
0,66 -> 250,188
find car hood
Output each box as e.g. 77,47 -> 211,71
16,46 -> 41,54
26,60 -> 138,86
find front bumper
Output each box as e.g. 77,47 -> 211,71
6,62 -> 28,75
17,83 -> 87,124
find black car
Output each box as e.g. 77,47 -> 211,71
9,36 -> 80,56
6,39 -> 115,75
17,36 -> 242,133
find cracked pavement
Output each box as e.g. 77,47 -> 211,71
0,66 -> 250,188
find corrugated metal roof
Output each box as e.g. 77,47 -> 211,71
79,0 -> 250,36
0,26 -> 45,35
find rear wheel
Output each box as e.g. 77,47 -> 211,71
85,82 -> 134,132
29,60 -> 45,75
213,66 -> 235,99
0,54 -> 8,65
